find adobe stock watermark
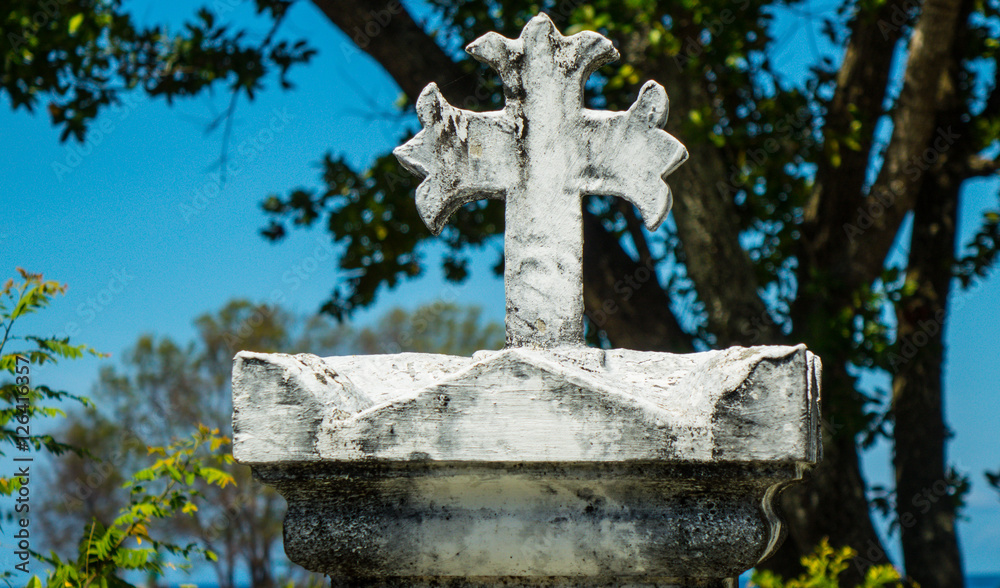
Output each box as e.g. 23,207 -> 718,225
851,475 -> 962,573
209,0 -> 253,18
843,126 -> 961,243
740,305 -> 785,345
50,93 -> 148,182
585,256 -> 660,330
54,267 -> 135,340
715,107 -> 812,199
179,106 -> 295,223
673,0 -> 753,70
342,0 -> 403,57
876,0 -> 920,40
51,392 -> 171,516
5,0 -> 74,50
52,413 -> 168,514
376,284 -> 468,354
222,236 -> 336,352
202,488 -> 256,541
885,276 -> 985,372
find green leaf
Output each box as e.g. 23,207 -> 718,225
68,13 -> 84,35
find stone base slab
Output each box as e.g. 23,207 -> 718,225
256,462 -> 801,579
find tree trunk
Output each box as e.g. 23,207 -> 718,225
891,145 -> 965,587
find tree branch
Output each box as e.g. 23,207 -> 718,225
800,0 -> 912,274
617,199 -> 656,269
965,154 -> 1000,176
627,25 -> 780,347
850,0 -> 967,284
583,213 -> 694,352
310,0 -> 479,104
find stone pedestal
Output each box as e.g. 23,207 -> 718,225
233,345 -> 821,586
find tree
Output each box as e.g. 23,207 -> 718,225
1,270 -> 229,588
41,299 -> 502,588
5,1 -> 1000,586
1,269 -> 103,583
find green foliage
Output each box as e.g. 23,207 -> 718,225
955,209 -> 1000,288
26,425 -> 234,588
1,0 -> 315,141
751,539 -> 904,588
0,269 -> 103,494
0,270 -> 232,587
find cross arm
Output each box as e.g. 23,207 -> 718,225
579,81 -> 688,230
393,83 -> 518,235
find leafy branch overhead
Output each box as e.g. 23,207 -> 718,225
2,0 -> 315,142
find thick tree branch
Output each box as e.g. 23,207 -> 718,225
617,200 -> 656,269
892,125 -> 965,588
583,214 -> 694,352
628,29 -> 780,346
966,154 -> 1000,176
801,0 -> 911,271
310,0 -> 479,103
850,0 -> 966,283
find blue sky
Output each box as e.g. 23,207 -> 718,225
1,0 -> 998,578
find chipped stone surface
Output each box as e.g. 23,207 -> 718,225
393,13 -> 688,348
233,345 -> 821,465
233,345 -> 821,582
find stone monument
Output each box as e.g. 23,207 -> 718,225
233,13 -> 821,588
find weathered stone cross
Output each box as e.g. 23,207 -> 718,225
394,13 -> 688,348
235,16 -> 822,585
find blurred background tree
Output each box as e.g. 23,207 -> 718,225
36,299 -> 502,588
4,0 -> 1000,586
1,272 -> 228,588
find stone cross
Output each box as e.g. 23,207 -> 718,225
232,14 -> 822,588
393,13 -> 688,348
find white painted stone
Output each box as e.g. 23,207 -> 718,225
233,345 -> 820,466
393,13 -> 688,348
233,344 -> 821,582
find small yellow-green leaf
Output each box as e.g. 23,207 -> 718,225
68,14 -> 84,35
